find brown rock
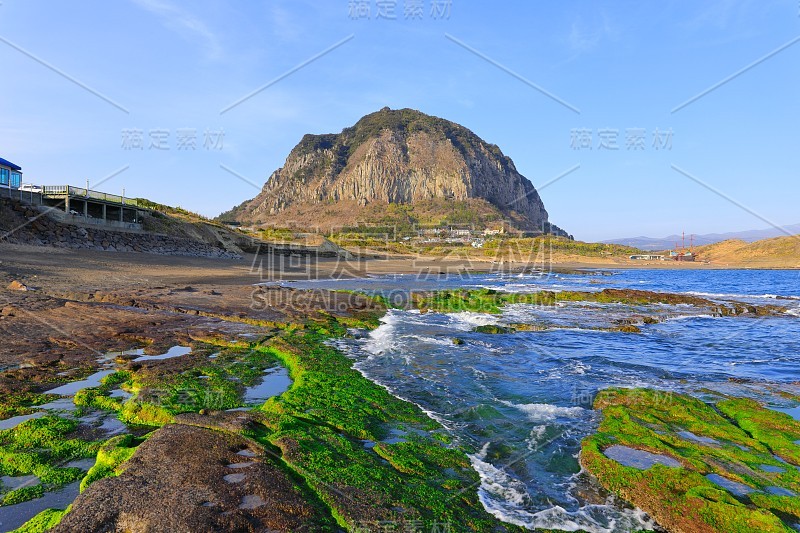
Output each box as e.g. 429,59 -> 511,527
7,280 -> 31,291
225,107 -> 568,235
54,423 -> 332,532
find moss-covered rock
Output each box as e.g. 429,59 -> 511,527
581,388 -> 800,532
474,324 -> 516,334
0,416 -> 100,507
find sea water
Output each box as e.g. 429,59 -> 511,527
294,269 -> 800,532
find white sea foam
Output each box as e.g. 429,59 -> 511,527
449,312 -> 500,330
663,314 -> 717,322
364,311 -> 402,355
469,443 -> 655,532
502,401 -> 585,422
786,308 -> 800,317
527,425 -> 549,447
408,334 -> 456,347
570,361 -> 591,375
686,290 -> 799,300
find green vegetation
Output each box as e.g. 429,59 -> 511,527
581,388 -> 800,532
0,392 -> 50,420
47,307 -> 520,530
404,287 -> 782,318
80,434 -> 143,492
10,507 -> 70,533
481,236 -> 638,258
251,324 -> 522,531
324,198 -> 510,240
0,416 -> 100,506
257,226 -> 297,243
74,346 -> 285,424
134,198 -> 213,223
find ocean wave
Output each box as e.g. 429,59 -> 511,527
527,425 -> 549,447
345,357 -> 457,432
786,308 -> 800,317
686,290 -> 799,300
408,335 -> 457,347
364,312 -> 400,355
449,312 -> 500,330
502,401 -> 585,422
662,314 -> 717,322
469,443 -> 655,532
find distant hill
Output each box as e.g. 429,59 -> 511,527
605,223 -> 800,251
692,236 -> 800,267
217,107 -> 569,237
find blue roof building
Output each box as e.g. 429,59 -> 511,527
0,157 -> 22,188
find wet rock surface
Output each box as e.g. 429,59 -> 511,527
53,422 -> 330,532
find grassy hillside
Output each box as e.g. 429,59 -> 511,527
692,236 -> 800,267
327,233 -> 641,262
131,199 -> 260,254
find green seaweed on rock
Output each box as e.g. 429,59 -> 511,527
581,387 -> 800,532
0,416 -> 100,507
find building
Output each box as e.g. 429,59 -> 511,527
671,251 -> 696,262
0,157 -> 22,189
630,254 -> 666,261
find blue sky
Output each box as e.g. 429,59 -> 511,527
1,0 -> 798,241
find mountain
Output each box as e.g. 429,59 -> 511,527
219,107 -> 568,236
693,236 -> 800,268
605,223 -> 800,251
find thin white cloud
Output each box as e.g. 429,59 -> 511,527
682,0 -> 743,30
131,0 -> 222,59
271,4 -> 301,41
567,13 -> 618,53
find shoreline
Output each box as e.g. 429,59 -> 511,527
1,245 -> 799,531
0,246 -> 526,532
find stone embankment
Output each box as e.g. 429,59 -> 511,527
0,200 -> 240,259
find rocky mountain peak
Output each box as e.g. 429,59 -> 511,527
220,108 -> 566,236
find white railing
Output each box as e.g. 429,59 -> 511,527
41,186 -> 141,207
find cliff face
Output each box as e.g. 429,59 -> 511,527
224,108 -> 565,234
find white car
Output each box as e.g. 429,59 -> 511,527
18,184 -> 43,193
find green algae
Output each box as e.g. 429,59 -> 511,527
2,485 -> 44,506
9,507 -> 69,533
408,287 -> 785,318
581,388 -> 800,532
717,398 -> 800,465
0,392 -> 50,421
249,324 -> 523,531
15,302 -> 524,531
79,434 -> 143,492
73,345 -> 287,425
473,324 -> 516,334
0,416 -> 100,507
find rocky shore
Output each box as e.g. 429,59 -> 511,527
0,247 -> 526,532
2,246 -> 799,532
